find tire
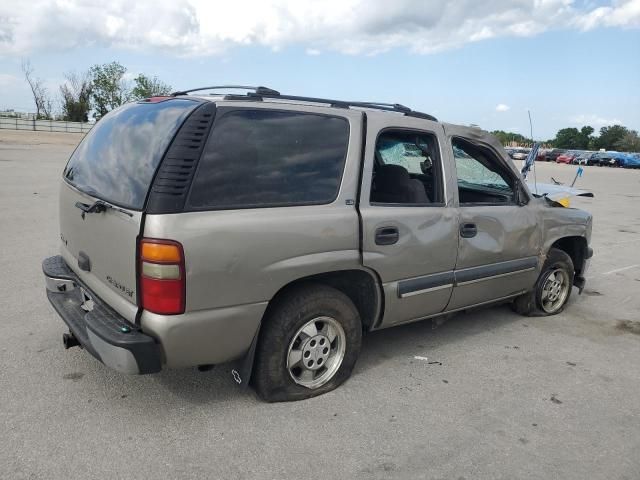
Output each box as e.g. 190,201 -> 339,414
512,248 -> 574,317
252,284 -> 362,402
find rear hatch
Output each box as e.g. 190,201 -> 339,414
58,98 -> 200,322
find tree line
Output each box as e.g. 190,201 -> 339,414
492,124 -> 640,153
21,60 -> 171,122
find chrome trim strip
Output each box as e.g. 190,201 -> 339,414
399,283 -> 453,298
456,267 -> 536,286
395,256 -> 538,299
397,270 -> 455,298
454,256 -> 539,284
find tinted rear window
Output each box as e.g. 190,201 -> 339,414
187,109 -> 349,209
64,99 -> 198,210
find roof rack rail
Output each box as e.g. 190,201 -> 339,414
172,86 -> 437,121
250,92 -> 438,122
170,85 -> 280,97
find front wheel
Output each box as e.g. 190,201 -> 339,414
512,248 -> 574,316
252,284 -> 362,402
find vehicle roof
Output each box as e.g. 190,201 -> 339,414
185,93 -> 441,123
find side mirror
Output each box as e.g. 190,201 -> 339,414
420,157 -> 432,174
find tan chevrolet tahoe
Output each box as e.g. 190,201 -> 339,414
43,86 -> 593,402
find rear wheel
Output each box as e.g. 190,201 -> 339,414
512,248 -> 574,316
253,284 -> 362,402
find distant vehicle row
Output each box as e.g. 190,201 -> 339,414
506,147 -> 640,168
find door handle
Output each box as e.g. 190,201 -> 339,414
460,223 -> 477,238
375,226 -> 400,245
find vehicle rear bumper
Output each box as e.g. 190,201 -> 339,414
42,256 -> 162,374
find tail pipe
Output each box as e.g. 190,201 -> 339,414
62,332 -> 80,350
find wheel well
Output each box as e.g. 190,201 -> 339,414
550,236 -> 587,275
264,270 -> 382,331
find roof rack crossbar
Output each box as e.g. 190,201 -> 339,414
170,85 -> 280,97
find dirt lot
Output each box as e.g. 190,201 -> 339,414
1,129 -> 639,480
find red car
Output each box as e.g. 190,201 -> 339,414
556,152 -> 578,164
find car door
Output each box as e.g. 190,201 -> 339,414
443,125 -> 541,311
359,114 -> 459,327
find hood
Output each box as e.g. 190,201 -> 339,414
527,181 -> 594,207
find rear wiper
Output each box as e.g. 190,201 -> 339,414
75,200 -> 134,218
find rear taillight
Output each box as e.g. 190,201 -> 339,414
139,238 -> 185,315
141,96 -> 171,103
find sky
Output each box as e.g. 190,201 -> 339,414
0,0 -> 638,139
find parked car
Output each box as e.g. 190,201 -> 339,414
581,152 -> 608,166
575,152 -> 598,165
536,149 -> 548,162
606,152 -> 637,167
624,153 -> 640,169
43,86 -> 593,402
556,151 -> 579,164
511,148 -> 530,160
546,148 -> 567,162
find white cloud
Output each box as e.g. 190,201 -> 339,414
0,0 -> 638,57
569,113 -> 624,127
572,0 -> 640,30
496,103 -> 510,112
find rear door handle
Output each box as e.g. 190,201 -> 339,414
375,226 -> 400,245
460,223 -> 477,238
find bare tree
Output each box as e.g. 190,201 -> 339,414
60,71 -> 92,122
22,59 -> 53,119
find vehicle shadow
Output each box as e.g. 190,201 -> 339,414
151,365 -> 254,405
150,302 -> 529,405
355,302 -> 527,375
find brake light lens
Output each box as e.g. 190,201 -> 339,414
139,238 -> 185,315
141,96 -> 171,103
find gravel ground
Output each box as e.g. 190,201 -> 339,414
1,130 -> 639,480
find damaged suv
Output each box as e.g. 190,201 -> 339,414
43,86 -> 593,402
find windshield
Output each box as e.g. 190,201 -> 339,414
63,99 -> 198,210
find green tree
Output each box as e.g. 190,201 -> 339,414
552,126 -> 593,149
89,61 -> 130,119
594,125 -> 629,151
553,128 -> 581,149
614,130 -> 640,152
59,71 -> 92,122
131,74 -> 172,100
490,130 -> 528,145
580,125 -> 594,141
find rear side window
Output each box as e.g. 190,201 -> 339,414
187,109 -> 349,209
63,99 -> 198,210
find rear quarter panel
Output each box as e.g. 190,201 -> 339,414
144,205 -> 362,311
